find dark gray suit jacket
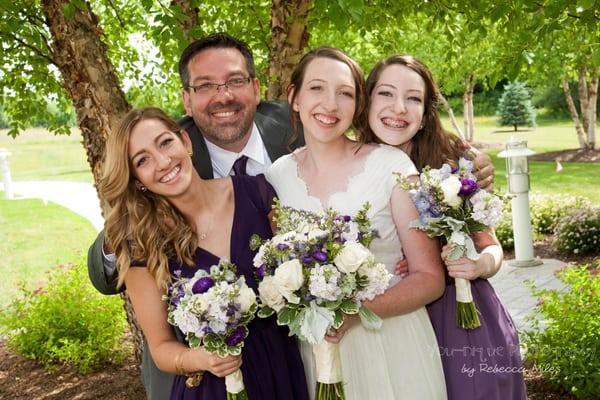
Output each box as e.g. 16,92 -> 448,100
86,101 -> 303,400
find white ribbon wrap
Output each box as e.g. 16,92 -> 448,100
313,340 -> 343,384
455,277 -> 473,303
225,369 -> 245,394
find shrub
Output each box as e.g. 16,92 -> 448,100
495,208 -> 514,250
0,260 -> 129,373
553,207 -> 600,255
530,192 -> 593,235
523,264 -> 600,398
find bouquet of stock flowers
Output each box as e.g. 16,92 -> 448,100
397,157 -> 504,329
251,201 -> 392,400
166,259 -> 257,399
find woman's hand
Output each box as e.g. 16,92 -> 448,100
191,348 -> 242,377
393,259 -> 409,278
324,314 -> 360,344
441,244 -> 492,281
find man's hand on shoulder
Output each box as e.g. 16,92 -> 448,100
471,150 -> 494,191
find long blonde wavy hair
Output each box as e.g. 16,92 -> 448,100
100,107 -> 196,290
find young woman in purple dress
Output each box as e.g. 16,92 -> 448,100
101,107 -> 309,400
364,55 -> 527,400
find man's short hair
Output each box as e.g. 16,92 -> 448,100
178,33 -> 257,87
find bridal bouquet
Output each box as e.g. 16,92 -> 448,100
166,259 -> 257,398
251,201 -> 392,400
397,157 -> 504,329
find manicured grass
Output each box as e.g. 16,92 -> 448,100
488,150 -> 600,203
0,128 -> 93,182
0,196 -> 97,307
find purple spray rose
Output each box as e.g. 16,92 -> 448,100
225,326 -> 248,347
459,179 -> 478,196
192,277 -> 215,294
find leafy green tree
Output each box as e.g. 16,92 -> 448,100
496,81 -> 536,131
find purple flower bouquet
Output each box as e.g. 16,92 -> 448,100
166,259 -> 257,398
397,157 -> 504,329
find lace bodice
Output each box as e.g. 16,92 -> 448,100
266,144 -> 418,287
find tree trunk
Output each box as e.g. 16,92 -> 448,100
439,94 -> 464,139
562,77 -> 588,149
41,0 -> 142,367
578,66 -> 591,135
266,0 -> 312,100
170,0 -> 199,41
462,75 -> 475,142
588,68 -> 598,150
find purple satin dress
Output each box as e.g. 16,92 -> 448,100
169,175 -> 309,400
427,277 -> 528,400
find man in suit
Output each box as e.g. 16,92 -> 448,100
87,33 -> 303,400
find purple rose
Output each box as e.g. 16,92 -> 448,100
277,243 -> 290,250
225,326 -> 248,347
302,255 -> 314,263
192,277 -> 214,294
312,250 -> 328,262
459,179 -> 478,196
256,264 -> 266,279
343,215 -> 351,222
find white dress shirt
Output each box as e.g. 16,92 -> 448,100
204,123 -> 272,177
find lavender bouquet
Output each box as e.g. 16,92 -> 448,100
397,157 -> 504,329
251,201 -> 392,400
167,259 -> 257,399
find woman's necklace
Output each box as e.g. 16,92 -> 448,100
197,203 -> 214,241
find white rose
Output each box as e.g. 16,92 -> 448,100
440,175 -> 462,208
258,276 -> 286,311
238,285 -> 257,313
334,242 -> 373,274
273,259 -> 304,303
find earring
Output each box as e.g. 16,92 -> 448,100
188,151 -> 193,158
138,185 -> 147,192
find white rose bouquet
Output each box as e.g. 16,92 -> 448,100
166,259 -> 257,399
396,157 -> 504,329
251,201 -> 391,400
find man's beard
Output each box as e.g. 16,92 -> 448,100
196,101 -> 255,146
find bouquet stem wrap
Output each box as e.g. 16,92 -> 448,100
313,340 -> 345,400
455,277 -> 481,329
225,369 -> 247,399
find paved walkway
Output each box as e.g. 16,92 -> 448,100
2,180 -> 569,333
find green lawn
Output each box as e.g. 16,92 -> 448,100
0,196 -> 97,307
0,128 -> 93,182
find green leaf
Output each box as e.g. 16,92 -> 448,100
277,305 -> 300,326
340,299 -> 359,314
257,306 -> 275,319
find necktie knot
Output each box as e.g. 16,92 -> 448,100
232,155 -> 249,176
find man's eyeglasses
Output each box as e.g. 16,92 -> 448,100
187,77 -> 252,95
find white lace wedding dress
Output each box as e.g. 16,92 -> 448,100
266,144 -> 447,400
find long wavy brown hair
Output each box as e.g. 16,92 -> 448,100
364,55 -> 468,171
100,107 -> 196,290
287,47 -> 369,144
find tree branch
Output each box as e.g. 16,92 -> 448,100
2,32 -> 57,66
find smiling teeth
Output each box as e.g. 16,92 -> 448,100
214,111 -> 236,117
160,166 -> 180,183
315,114 -> 337,125
382,118 -> 409,128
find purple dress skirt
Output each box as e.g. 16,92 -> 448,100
426,278 -> 528,400
167,175 -> 309,400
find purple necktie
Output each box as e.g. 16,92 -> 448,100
232,155 -> 249,176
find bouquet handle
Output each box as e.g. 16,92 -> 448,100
225,369 -> 248,399
313,340 -> 345,400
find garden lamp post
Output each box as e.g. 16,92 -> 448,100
498,138 -> 542,267
0,148 -> 13,199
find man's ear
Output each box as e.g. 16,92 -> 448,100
182,88 -> 192,116
252,78 -> 261,105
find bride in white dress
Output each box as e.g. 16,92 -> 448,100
266,47 -> 447,400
